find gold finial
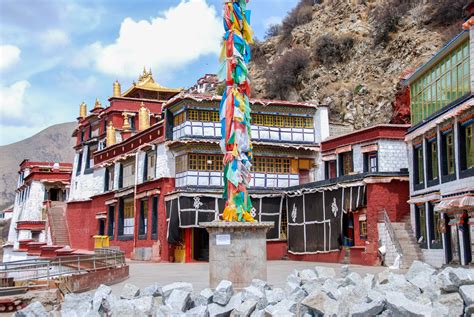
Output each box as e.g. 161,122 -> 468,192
138,102 -> 150,131
106,121 -> 116,147
113,80 -> 121,97
79,101 -> 87,118
122,113 -> 131,131
94,98 -> 102,109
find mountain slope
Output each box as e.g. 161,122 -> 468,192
250,0 -> 465,129
0,122 -> 76,210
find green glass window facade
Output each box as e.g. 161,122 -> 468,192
410,40 -> 470,125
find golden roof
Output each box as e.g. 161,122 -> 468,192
121,68 -> 182,97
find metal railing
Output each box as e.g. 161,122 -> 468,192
0,248 -> 125,287
380,209 -> 404,264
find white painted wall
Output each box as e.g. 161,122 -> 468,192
315,106 -> 330,142
378,139 -> 409,172
156,143 -> 175,179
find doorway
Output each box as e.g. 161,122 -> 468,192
98,219 -> 106,236
342,212 -> 355,246
193,228 -> 209,261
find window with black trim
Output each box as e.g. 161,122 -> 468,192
428,202 -> 442,249
104,167 -> 114,192
413,145 -> 424,186
441,129 -> 455,182
143,150 -> 156,181
151,196 -> 158,238
363,152 -> 378,173
415,204 -> 427,248
459,120 -> 474,177
359,216 -> 367,240
107,205 -> 115,239
119,198 -> 134,236
339,152 -> 353,176
324,160 -> 337,179
76,152 -> 83,176
426,138 -> 439,184
139,199 -> 148,237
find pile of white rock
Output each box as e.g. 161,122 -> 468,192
14,261 -> 474,317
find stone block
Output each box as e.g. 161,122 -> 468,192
92,284 -> 112,312
120,283 -> 140,299
250,279 -> 269,292
351,299 -> 385,317
110,300 -> 140,317
213,280 -> 234,306
14,301 -> 48,317
132,296 -> 155,316
301,292 -> 338,316
314,266 -> 336,279
385,291 -> 432,317
61,293 -> 93,315
167,289 -> 192,312
242,286 -> 267,310
141,282 -> 163,297
186,305 -> 209,317
435,292 -> 464,317
208,293 -> 241,317
287,287 -> 306,303
299,269 -> 317,283
405,261 -> 436,290
340,265 -> 350,278
231,299 -> 257,317
265,288 -> 285,305
460,285 -> 474,306
195,288 -> 214,306
162,282 -> 193,299
265,299 -> 297,315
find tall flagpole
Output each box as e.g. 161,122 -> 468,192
219,0 -> 255,222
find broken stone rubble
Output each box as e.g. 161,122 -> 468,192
15,260 -> 473,317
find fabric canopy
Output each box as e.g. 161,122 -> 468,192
434,194 -> 474,212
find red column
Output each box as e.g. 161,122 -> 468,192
185,228 -> 192,263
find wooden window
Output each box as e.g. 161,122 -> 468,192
201,111 -> 210,122
123,198 -> 134,236
188,154 -> 197,171
414,145 -> 424,185
253,114 -> 263,125
176,155 -> 187,173
368,152 -> 378,172
144,150 -> 156,181
122,160 -> 135,188
325,160 -> 337,179
211,111 -> 220,122
415,204 -> 427,248
460,121 -> 474,172
441,130 -> 455,178
359,219 -> 367,239
266,158 -> 275,173
340,152 -> 353,176
275,116 -> 284,127
139,199 -> 148,236
264,115 -> 274,126
294,117 -> 304,128
282,159 -> 290,174
284,116 -> 293,128
254,157 -> 265,173
427,139 -> 439,181
189,110 -> 199,121
304,117 -> 314,128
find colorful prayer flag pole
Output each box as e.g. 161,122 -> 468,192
219,0 -> 255,222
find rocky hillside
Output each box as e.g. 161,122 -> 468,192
250,0 -> 466,129
0,122 -> 76,210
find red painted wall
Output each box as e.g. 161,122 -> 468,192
266,241 -> 288,260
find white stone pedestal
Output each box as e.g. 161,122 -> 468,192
201,221 -> 274,289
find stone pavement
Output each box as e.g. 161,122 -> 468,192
108,260 -> 392,293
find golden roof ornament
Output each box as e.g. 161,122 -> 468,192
122,113 -> 131,131
79,101 -> 87,118
94,98 -> 102,109
138,102 -> 150,131
113,80 -> 121,97
106,121 -> 116,147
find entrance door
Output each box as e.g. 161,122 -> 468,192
450,225 -> 460,263
342,212 -> 354,246
193,228 -> 209,261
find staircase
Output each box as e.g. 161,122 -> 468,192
48,202 -> 70,247
390,215 -> 424,268
380,210 -> 423,269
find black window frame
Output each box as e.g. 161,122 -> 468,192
324,160 -> 337,180
414,204 -> 428,249
428,202 -> 442,249
138,199 -> 148,239
459,119 -> 474,178
118,164 -> 123,189
76,152 -> 83,176
151,196 -> 158,240
104,168 -> 110,192
107,204 -> 115,240
441,129 -> 456,183
143,152 -> 149,182
339,151 -> 353,177
363,152 -> 378,173
413,144 -> 425,191
426,137 -> 440,187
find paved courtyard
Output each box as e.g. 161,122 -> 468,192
109,260 -> 394,293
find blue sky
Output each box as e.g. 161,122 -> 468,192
0,0 -> 299,145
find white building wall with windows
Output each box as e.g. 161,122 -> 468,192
69,149 -> 105,201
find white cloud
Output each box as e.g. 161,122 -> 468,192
69,42 -> 101,69
94,0 -> 222,77
0,45 -> 21,71
0,80 -> 30,126
39,29 -> 70,52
